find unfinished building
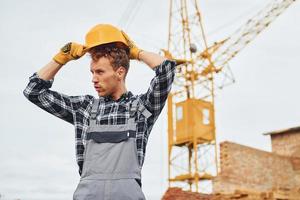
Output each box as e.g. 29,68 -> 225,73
163,126 -> 300,199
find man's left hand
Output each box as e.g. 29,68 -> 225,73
121,31 -> 143,60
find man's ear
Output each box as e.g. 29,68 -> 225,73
116,66 -> 126,80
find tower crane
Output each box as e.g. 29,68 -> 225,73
165,0 -> 297,193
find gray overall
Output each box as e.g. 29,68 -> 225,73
73,98 -> 147,200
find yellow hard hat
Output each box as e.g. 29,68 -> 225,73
85,24 -> 129,50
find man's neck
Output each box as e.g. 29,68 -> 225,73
110,85 -> 127,101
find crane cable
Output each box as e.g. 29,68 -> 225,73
118,0 -> 145,29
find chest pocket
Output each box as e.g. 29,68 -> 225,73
98,103 -> 130,125
118,103 -> 129,113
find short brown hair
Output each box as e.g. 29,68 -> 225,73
89,42 -> 130,78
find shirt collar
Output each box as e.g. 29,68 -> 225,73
102,91 -> 133,102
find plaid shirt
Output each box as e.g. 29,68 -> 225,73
23,60 -> 175,175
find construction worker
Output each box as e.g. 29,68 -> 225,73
23,24 -> 176,199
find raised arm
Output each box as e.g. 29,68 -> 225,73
23,42 -> 88,124
121,30 -> 176,120
139,60 -> 176,120
138,50 -> 166,69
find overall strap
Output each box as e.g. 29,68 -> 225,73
89,98 -> 100,127
130,99 -> 138,116
138,104 -> 152,119
128,99 -> 139,125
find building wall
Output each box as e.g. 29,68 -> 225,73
270,132 -> 300,157
213,142 -> 300,194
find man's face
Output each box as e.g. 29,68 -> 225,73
90,57 -> 122,97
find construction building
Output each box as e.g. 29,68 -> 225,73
163,126 -> 300,199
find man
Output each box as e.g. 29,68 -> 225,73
23,24 -> 175,200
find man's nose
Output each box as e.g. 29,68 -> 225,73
92,74 -> 98,83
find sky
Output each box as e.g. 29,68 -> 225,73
0,0 -> 299,199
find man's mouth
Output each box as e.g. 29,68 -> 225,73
94,86 -> 101,92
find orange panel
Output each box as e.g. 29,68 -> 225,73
175,98 -> 215,144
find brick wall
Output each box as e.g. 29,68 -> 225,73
270,132 -> 300,157
213,142 -> 300,194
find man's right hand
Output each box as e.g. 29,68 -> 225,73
53,42 -> 86,65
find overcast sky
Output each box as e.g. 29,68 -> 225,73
0,0 -> 299,199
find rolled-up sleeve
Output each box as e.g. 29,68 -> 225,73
23,73 -> 86,124
140,59 -> 176,121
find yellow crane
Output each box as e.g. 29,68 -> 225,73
165,0 -> 297,193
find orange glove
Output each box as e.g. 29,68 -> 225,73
121,31 -> 143,60
53,42 -> 86,65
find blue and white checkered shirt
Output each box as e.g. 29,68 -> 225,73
23,60 -> 176,175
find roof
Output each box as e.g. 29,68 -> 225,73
263,126 -> 300,136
